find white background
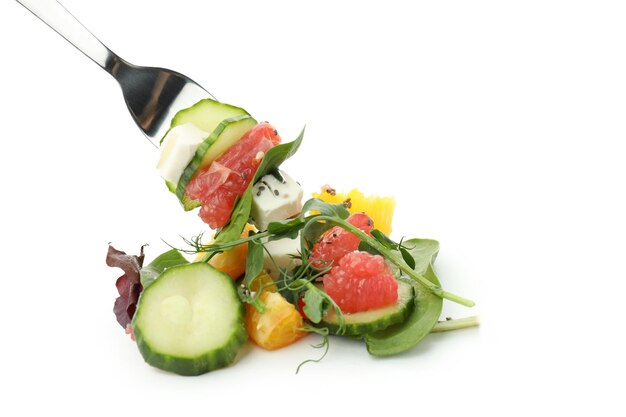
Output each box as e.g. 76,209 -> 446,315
1,0 -> 624,415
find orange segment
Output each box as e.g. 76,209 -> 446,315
246,291 -> 307,350
312,186 -> 396,235
194,223 -> 256,279
248,271 -> 278,293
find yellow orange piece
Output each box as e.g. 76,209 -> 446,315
246,291 -> 307,350
248,271 -> 278,293
312,186 -> 396,235
194,223 -> 256,279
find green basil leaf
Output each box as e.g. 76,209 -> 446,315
139,249 -> 189,288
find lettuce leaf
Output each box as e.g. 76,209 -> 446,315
106,244 -> 145,330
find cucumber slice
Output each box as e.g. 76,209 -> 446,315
320,280 -> 414,336
162,98 -> 250,144
132,262 -> 247,376
161,99 -> 257,210
174,115 -> 258,206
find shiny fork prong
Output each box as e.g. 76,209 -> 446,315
113,61 -> 213,146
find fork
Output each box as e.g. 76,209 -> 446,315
16,0 -> 214,147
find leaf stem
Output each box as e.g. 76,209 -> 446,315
197,230 -> 271,263
431,315 -> 480,332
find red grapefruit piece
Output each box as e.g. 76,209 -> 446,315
308,212 -> 374,269
323,251 -> 398,313
186,122 -> 281,228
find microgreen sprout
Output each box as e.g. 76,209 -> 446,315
295,326 -> 330,374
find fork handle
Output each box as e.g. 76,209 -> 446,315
16,0 -> 121,73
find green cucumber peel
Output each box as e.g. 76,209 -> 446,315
161,98 -> 251,145
165,180 -> 201,211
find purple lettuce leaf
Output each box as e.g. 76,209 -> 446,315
106,244 -> 145,330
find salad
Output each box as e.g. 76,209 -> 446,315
106,99 -> 478,376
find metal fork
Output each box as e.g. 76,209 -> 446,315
16,0 -> 214,147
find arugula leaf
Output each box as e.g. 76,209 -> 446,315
139,248 -> 189,288
215,128 -> 305,245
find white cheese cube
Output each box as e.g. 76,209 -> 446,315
262,235 -> 302,279
250,170 -> 304,231
156,123 -> 209,184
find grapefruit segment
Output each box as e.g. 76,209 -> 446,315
186,122 -> 281,229
308,212 -> 374,269
323,251 -> 398,314
321,280 -> 414,336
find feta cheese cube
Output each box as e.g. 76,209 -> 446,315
250,170 -> 303,231
156,123 -> 209,185
262,235 -> 302,279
